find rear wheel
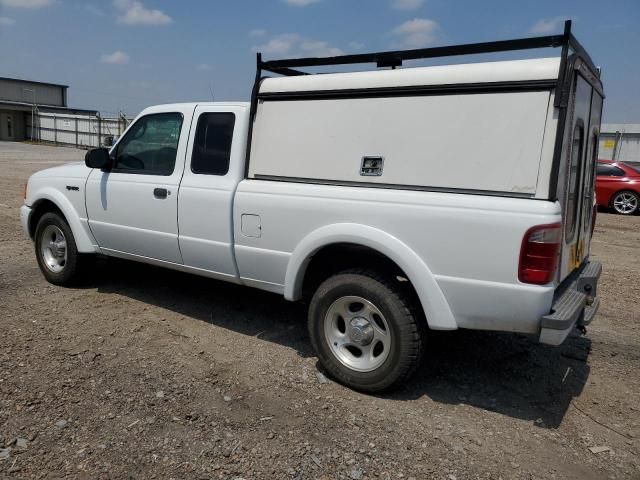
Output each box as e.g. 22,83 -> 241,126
308,269 -> 425,392
34,212 -> 86,285
611,191 -> 639,215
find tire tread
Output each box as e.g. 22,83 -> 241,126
34,212 -> 88,286
308,268 -> 425,392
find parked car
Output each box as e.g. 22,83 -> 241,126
596,160 -> 640,215
20,21 -> 603,392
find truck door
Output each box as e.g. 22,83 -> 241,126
177,104 -> 248,279
85,106 -> 193,263
559,69 -> 603,280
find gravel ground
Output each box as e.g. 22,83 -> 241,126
0,141 -> 639,479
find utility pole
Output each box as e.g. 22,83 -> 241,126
22,88 -> 36,141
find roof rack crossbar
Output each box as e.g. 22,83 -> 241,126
258,20 -> 597,79
261,34 -> 566,73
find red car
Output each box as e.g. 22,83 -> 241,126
596,160 -> 640,215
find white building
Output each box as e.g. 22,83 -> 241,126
0,76 -> 129,148
599,123 -> 640,163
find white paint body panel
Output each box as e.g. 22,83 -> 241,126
250,91 -> 550,194
177,104 -> 249,279
233,180 -> 560,332
85,104 -> 196,263
23,162 -> 98,252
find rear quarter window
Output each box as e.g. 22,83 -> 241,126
596,164 -> 626,177
191,113 -> 236,176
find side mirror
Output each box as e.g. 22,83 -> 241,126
85,148 -> 113,171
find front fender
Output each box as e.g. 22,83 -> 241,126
29,187 -> 97,253
284,223 -> 457,330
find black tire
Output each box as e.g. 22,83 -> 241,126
308,269 -> 425,392
34,212 -> 86,286
610,190 -> 639,215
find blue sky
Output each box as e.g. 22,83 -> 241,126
0,0 -> 638,121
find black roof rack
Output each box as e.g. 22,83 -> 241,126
258,20 -> 597,78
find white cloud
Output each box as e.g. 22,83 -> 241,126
196,63 -> 213,71
392,18 -> 441,48
0,0 -> 52,8
283,0 -> 320,6
101,50 -> 130,64
391,0 -> 424,10
0,16 -> 16,25
348,41 -> 365,51
529,16 -> 568,34
253,33 -> 343,57
114,0 -> 172,26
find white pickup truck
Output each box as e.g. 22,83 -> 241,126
21,22 -> 603,391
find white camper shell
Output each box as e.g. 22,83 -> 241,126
248,24 -> 605,294
251,57 -> 559,197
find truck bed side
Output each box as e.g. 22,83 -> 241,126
233,180 -> 561,333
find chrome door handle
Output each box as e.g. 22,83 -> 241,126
153,187 -> 168,199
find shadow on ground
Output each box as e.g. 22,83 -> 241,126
91,257 -> 591,429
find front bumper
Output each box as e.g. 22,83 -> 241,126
20,204 -> 32,240
539,260 -> 601,346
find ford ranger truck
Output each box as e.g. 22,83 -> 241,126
21,21 -> 603,392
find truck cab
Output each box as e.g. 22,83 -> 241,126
83,103 -> 249,278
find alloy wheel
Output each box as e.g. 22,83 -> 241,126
323,295 -> 391,372
40,224 -> 67,273
613,192 -> 638,215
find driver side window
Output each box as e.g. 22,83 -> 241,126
114,112 -> 183,176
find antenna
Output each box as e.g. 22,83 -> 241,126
209,83 -> 215,101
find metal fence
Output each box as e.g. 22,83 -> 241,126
599,125 -> 640,163
25,111 -> 132,149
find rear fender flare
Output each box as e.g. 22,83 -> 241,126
284,223 -> 457,330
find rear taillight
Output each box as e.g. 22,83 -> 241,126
519,223 -> 561,285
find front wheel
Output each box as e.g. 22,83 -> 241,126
34,212 -> 87,286
308,269 -> 425,392
611,191 -> 639,215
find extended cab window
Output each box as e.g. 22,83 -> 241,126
596,164 -> 625,177
191,113 -> 235,176
114,113 -> 183,175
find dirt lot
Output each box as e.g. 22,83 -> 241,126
1,141 -> 639,480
